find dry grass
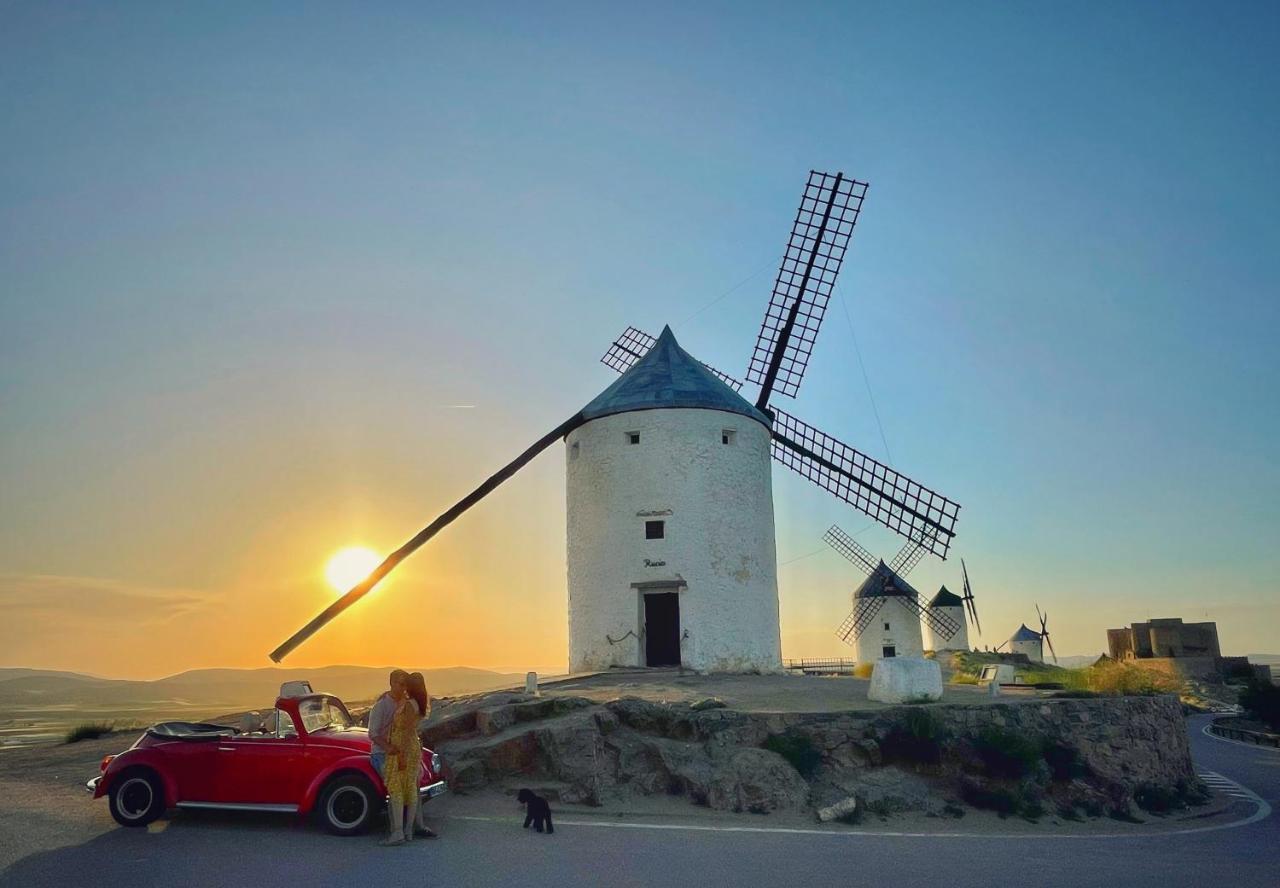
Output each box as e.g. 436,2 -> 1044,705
853,663 -> 874,679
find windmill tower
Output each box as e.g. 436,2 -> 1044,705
924,587 -> 969,652
566,327 -> 780,672
824,525 -> 957,664
926,558 -> 982,652
1007,624 -> 1044,663
269,171 -> 963,669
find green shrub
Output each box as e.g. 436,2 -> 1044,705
762,733 -> 822,780
65,722 -> 114,743
973,727 -> 1043,780
882,708 -> 947,765
1239,680 -> 1280,732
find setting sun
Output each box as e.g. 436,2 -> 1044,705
324,547 -> 382,594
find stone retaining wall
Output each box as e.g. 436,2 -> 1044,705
422,692 -> 1197,819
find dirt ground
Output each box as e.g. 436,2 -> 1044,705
491,668 -> 1043,714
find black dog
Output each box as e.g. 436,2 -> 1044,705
517,788 -> 554,834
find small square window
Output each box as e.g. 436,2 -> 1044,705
627,432 -> 640,445
884,622 -> 891,631
721,429 -> 736,445
645,520 -> 665,540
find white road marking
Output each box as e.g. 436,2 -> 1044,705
448,782 -> 1270,842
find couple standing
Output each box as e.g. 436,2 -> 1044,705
368,669 -> 436,845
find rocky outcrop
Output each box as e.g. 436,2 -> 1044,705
422,692 -> 1198,820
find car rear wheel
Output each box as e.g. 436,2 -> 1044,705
318,774 -> 377,836
108,769 -> 165,827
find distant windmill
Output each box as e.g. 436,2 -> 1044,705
269,170 -> 962,666
823,524 -> 957,662
1003,606 -> 1056,665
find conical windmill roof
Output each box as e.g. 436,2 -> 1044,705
853,561 -> 920,600
1010,623 -> 1041,642
929,585 -> 964,608
580,326 -> 770,426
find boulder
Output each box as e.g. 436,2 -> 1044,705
690,697 -> 727,711
868,658 -> 943,704
816,796 -> 859,822
706,747 -> 810,814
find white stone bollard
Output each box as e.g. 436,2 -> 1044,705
988,678 -> 1001,697
525,671 -> 540,697
867,657 -> 943,704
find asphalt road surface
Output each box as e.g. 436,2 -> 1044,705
1,714 -> 1275,888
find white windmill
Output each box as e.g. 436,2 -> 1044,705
269,171 -> 963,671
1003,606 -> 1056,665
823,524 -> 959,663
924,559 -> 982,652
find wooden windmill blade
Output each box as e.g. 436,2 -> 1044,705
269,412 -> 585,662
1038,605 -> 1058,663
889,527 -> 937,578
961,558 -> 981,635
747,171 -> 868,404
836,596 -> 886,645
600,326 -> 746,391
770,408 -> 959,559
823,524 -> 877,576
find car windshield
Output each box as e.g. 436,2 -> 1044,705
297,696 -> 353,734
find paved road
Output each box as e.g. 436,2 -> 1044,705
1,714 -> 1275,888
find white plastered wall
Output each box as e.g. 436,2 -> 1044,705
924,605 -> 970,652
855,596 -> 925,664
1010,638 -> 1043,663
565,408 -> 781,673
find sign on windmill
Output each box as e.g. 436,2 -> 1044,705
824,524 -> 958,664
268,170 -> 963,673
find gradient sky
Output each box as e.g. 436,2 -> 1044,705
2,2 -> 1277,680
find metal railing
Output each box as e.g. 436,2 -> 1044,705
784,658 -> 857,675
1210,717 -> 1280,748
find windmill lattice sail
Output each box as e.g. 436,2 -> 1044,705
961,559 -> 981,635
837,597 -> 886,645
771,409 -> 959,559
822,524 -> 878,575
601,329 -> 959,558
747,171 -> 868,400
601,326 -> 744,391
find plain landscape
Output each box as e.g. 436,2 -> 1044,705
0,665 -> 534,749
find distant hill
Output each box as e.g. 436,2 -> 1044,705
0,665 -> 526,715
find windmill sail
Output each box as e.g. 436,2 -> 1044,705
601,326 -> 744,391
771,409 -> 958,558
836,596 -> 886,645
889,528 -> 937,578
747,171 -> 867,402
269,413 -> 584,662
600,330 -> 960,558
961,558 -> 981,635
823,524 -> 878,576
1037,605 -> 1058,663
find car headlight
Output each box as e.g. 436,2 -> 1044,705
431,753 -> 441,773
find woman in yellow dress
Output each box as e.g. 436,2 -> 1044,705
380,692 -> 422,846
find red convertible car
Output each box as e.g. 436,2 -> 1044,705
87,687 -> 446,835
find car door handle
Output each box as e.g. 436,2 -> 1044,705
217,747 -> 236,752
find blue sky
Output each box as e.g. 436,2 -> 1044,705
2,2 -> 1277,675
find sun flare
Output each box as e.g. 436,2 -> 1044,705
324,547 -> 382,594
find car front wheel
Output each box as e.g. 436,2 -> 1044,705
108,769 -> 165,827
318,774 -> 377,836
